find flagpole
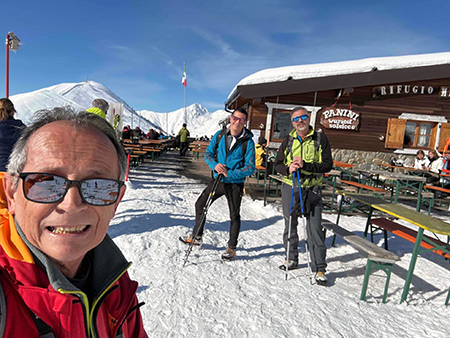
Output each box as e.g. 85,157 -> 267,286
184,63 -> 187,124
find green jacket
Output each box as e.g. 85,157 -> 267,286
178,127 -> 190,143
274,127 -> 333,187
86,107 -> 107,120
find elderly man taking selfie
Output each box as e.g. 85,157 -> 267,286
0,108 -> 148,337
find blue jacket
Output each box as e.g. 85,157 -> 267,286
0,117 -> 25,172
205,128 -> 255,183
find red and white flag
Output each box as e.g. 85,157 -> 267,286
182,64 -> 187,87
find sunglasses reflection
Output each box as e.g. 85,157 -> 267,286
21,173 -> 121,206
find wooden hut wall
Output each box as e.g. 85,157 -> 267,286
248,103 -> 268,140
243,77 -> 450,153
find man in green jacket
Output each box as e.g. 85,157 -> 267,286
86,98 -> 109,120
274,106 -> 333,285
178,123 -> 190,156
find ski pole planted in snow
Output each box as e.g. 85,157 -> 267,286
182,174 -> 223,267
285,172 -> 296,280
297,171 -> 313,283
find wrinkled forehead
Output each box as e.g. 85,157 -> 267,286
28,120 -> 108,145
26,121 -> 118,167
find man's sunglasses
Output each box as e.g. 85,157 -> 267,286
230,115 -> 246,124
17,173 -> 124,206
292,114 -> 309,122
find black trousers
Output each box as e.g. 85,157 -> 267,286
180,142 -> 189,155
193,180 -> 244,248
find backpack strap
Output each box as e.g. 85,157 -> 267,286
286,135 -> 295,161
240,139 -> 249,165
31,313 -> 55,338
213,128 -> 227,162
0,276 -> 5,338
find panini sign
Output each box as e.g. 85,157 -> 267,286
319,106 -> 360,131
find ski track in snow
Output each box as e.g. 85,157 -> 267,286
109,154 -> 449,338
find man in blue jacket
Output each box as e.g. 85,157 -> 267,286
181,108 -> 255,260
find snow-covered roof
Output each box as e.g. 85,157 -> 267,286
226,51 -> 450,105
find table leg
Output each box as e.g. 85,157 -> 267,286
416,182 -> 423,212
400,227 -> 424,303
364,207 -> 373,240
394,181 -> 400,204
330,177 -> 337,210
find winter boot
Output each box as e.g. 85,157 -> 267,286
221,246 -> 236,260
315,271 -> 327,285
278,260 -> 299,271
179,235 -> 202,246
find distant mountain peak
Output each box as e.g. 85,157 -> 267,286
9,80 -> 229,137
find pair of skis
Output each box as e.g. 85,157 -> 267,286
182,174 -> 223,267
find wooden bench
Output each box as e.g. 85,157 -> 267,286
369,217 -> 450,305
423,185 -> 450,195
129,154 -> 141,167
192,148 -> 207,160
268,174 -> 283,196
254,165 -> 266,186
423,185 -> 450,211
340,180 -> 387,198
323,219 -> 399,303
370,218 -> 450,259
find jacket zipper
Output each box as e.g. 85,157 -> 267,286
58,262 -> 132,337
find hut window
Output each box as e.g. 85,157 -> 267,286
385,118 -> 438,149
271,109 -> 292,141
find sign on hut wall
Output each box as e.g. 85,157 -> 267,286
372,85 -> 450,98
319,106 -> 360,131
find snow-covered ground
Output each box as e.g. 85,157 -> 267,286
111,153 -> 450,337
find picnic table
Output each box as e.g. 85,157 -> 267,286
358,170 -> 426,211
338,192 -> 450,304
333,160 -> 354,179
336,192 -> 450,305
377,162 -> 429,176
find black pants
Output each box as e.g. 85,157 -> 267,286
193,180 -> 244,248
180,142 -> 188,156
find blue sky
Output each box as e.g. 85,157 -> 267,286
2,0 -> 450,112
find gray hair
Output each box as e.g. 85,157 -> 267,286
91,98 -> 109,113
7,106 -> 127,184
290,106 -> 309,120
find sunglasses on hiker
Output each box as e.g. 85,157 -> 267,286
230,115 -> 246,124
17,173 -> 124,206
292,114 -> 309,122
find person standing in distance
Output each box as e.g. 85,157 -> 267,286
274,106 -> 332,285
180,108 -> 255,260
86,98 -> 109,120
0,98 -> 25,172
178,123 -> 190,156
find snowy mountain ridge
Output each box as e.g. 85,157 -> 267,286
9,81 -> 230,137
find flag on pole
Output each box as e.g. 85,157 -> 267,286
182,64 -> 187,87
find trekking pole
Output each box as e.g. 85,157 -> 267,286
263,145 -> 269,207
297,172 -> 313,283
285,171 -> 296,280
183,173 -> 223,267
